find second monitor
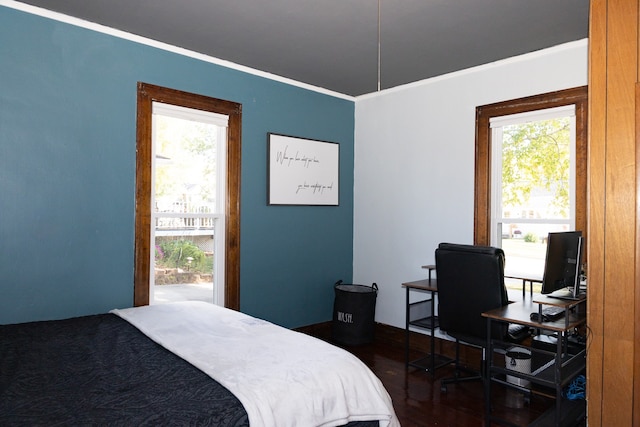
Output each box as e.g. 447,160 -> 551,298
541,231 -> 585,300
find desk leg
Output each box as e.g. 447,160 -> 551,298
484,317 -> 492,426
555,333 -> 564,426
405,286 -> 410,367
427,290 -> 437,376
530,280 -> 534,297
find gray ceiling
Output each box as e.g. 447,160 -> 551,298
18,0 -> 590,97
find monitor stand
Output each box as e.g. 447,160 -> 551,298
548,287 -> 586,301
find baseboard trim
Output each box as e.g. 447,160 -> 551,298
295,321 -> 483,369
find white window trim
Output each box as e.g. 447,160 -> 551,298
153,102 -> 229,127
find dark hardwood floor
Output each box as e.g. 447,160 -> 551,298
344,339 -> 546,426
301,323 -> 584,427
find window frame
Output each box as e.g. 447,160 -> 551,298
489,105 -> 577,248
134,82 -> 242,310
474,87 -> 588,254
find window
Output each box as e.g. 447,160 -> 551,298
475,87 -> 587,282
151,103 -> 228,305
489,105 -> 576,278
134,83 -> 242,309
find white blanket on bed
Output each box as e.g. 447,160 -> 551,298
111,302 -> 399,427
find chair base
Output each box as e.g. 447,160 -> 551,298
439,339 -> 484,393
440,366 -> 482,392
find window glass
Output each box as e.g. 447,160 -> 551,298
490,106 -> 576,281
150,103 -> 228,306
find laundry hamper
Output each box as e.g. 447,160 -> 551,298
332,280 -> 378,346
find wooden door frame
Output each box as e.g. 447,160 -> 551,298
133,82 -> 241,310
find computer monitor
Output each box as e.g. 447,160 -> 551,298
541,231 -> 584,299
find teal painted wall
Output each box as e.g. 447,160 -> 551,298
0,7 -> 354,328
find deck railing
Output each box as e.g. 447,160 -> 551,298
155,213 -> 216,230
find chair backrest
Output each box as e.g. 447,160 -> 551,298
435,242 -> 509,346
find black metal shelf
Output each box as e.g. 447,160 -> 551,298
403,277 -> 454,376
489,348 -> 586,391
528,399 -> 586,427
409,315 -> 439,330
408,353 -> 453,372
484,297 -> 587,426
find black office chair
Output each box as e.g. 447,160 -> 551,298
435,242 -> 529,392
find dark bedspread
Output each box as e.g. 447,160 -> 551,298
1,313 -> 379,427
1,313 -> 248,426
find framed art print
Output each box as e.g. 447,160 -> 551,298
267,133 -> 339,206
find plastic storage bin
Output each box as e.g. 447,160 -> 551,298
332,280 -> 378,345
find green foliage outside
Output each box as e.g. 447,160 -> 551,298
523,232 -> 538,243
155,116 -> 217,206
502,118 -> 570,218
156,240 -> 212,273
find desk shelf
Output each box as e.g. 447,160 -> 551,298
402,277 -> 453,375
483,297 -> 587,426
409,315 -> 439,330
490,347 -> 585,392
408,299 -> 439,330
529,399 -> 586,427
408,353 -> 453,372
533,350 -> 585,389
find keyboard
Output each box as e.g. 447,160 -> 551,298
541,306 -> 565,321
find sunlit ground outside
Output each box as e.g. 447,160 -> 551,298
154,282 -> 214,304
502,238 -> 547,293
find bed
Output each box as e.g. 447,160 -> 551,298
0,301 -> 399,427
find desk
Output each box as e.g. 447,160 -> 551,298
429,265 -> 542,297
483,295 -> 586,426
402,277 -> 454,376
505,274 -> 543,298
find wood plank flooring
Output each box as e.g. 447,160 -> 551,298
302,324 -> 585,427
346,339 -> 546,426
